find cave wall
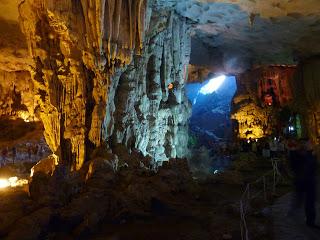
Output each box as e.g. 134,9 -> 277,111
106,10 -> 192,162
18,0 -> 148,170
16,0 -> 191,168
187,64 -> 212,83
0,69 -> 38,120
231,66 -> 296,139
291,57 -> 320,141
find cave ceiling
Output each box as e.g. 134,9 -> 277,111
0,0 -> 31,72
1,0 -> 320,74
174,0 -> 320,73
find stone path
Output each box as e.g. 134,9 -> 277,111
272,181 -> 320,240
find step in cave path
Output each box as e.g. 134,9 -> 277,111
272,178 -> 320,240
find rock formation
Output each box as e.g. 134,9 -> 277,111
106,9 -> 192,162
15,0 -> 191,170
187,64 -> 212,83
17,0 -> 149,170
0,70 -> 37,121
291,57 -> 320,141
231,66 -> 296,139
0,0 -> 318,167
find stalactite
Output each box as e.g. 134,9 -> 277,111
108,11 -> 192,162
18,0 -> 148,170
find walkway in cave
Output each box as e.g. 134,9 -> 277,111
272,178 -> 320,240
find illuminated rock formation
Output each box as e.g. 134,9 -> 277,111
18,0 -> 148,170
0,0 -> 318,166
107,11 -> 192,162
231,66 -> 296,139
14,0 -> 192,169
0,70 -> 38,121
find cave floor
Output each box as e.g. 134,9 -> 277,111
272,178 -> 320,240
90,183 -> 246,240
0,150 -> 310,240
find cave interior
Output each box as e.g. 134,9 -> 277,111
0,0 -> 320,239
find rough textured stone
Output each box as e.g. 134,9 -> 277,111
176,0 -> 320,69
18,0 -> 148,170
188,64 -> 212,83
30,154 -> 58,177
6,207 -> 53,240
0,0 -> 319,170
0,70 -> 37,120
231,66 -> 296,139
106,11 -> 192,162
291,57 -> 320,141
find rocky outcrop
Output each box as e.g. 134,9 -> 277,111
231,66 -> 296,139
107,10 -> 192,162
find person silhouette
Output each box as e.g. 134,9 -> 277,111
300,139 -> 318,227
288,138 -> 318,227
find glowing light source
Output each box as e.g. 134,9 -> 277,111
0,177 -> 28,189
0,179 -> 10,189
288,126 -> 295,131
199,75 -> 226,95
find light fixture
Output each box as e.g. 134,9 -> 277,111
199,75 -> 226,95
0,177 -> 28,189
288,126 -> 295,132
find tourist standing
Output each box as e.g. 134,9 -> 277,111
27,145 -> 32,160
262,142 -> 270,158
269,138 -> 277,158
12,146 -> 17,164
288,138 -> 318,227
1,147 -> 8,166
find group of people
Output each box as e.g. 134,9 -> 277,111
0,143 -> 47,167
240,137 -> 287,158
240,136 -> 318,228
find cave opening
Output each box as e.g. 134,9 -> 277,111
186,75 -> 237,174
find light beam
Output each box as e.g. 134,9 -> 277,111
199,75 -> 226,95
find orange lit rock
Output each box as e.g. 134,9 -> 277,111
0,70 -> 38,121
231,66 -> 296,139
18,0 -> 148,170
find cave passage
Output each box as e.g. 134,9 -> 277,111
186,75 -> 237,174
186,75 -> 237,144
